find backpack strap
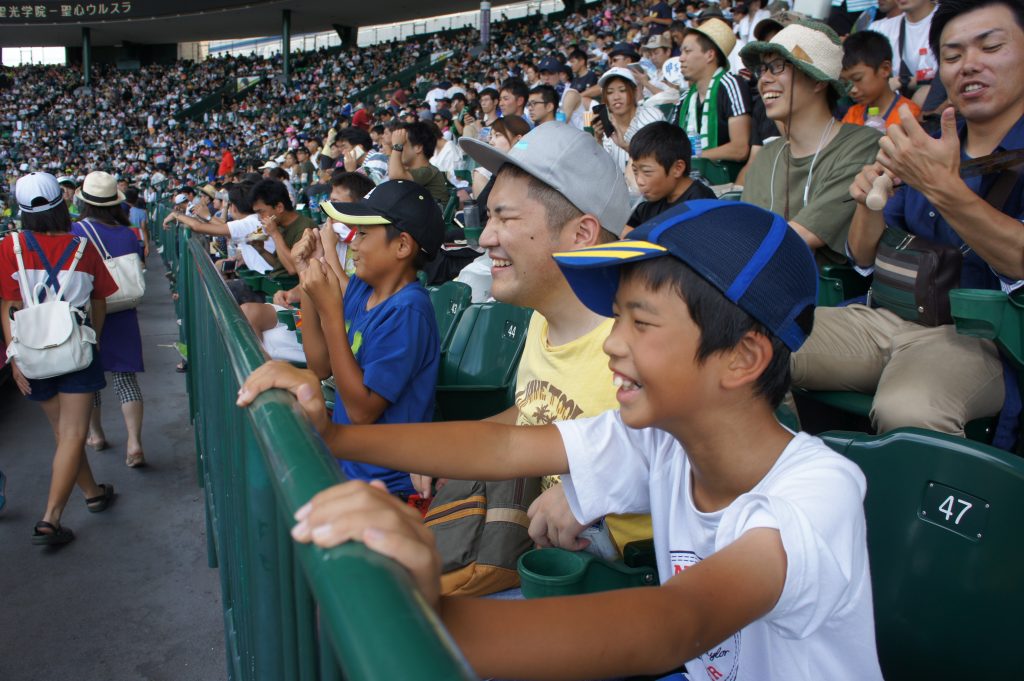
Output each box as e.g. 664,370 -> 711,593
21,231 -> 86,302
77,219 -> 112,260
11,232 -> 35,305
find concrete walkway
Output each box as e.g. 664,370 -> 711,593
0,257 -> 226,681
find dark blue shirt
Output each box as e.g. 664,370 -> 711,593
331,275 -> 440,495
883,115 -> 1024,291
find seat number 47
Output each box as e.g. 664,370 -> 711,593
938,495 -> 972,525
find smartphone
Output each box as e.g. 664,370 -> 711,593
592,104 -> 613,134
222,260 -> 237,274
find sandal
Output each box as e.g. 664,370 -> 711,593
85,483 -> 115,513
175,360 -> 188,373
32,521 -> 75,546
86,437 -> 109,451
126,452 -> 146,468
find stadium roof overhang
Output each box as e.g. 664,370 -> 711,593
0,0 -> 489,48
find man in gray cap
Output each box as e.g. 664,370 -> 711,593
412,122 -> 652,582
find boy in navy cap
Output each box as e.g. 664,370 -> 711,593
289,179 -> 443,498
239,201 -> 882,680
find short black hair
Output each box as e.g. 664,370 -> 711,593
621,257 -> 796,408
267,167 -> 290,182
479,87 -> 500,102
842,30 -> 893,70
403,121 -> 437,158
568,48 -> 588,62
21,201 -> 71,233
529,84 -> 559,109
227,182 -> 254,214
330,171 -> 375,200
339,127 -> 373,151
685,28 -> 729,68
499,77 -> 530,101
931,0 -> 1024,57
249,179 -> 294,212
629,121 -> 692,175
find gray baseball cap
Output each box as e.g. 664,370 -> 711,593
459,121 -> 630,236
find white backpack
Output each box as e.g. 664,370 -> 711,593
78,219 -> 146,313
6,233 -> 97,380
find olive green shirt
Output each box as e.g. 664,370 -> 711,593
742,123 -> 881,266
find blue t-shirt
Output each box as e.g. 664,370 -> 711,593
332,275 -> 440,495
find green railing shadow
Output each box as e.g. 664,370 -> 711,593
179,229 -> 474,681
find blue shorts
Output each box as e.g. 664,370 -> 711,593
25,352 -> 106,402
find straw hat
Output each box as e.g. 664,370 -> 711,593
740,20 -> 847,95
76,171 -> 125,207
199,184 -> 218,200
689,18 -> 737,65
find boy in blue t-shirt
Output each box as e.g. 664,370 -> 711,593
293,180 -> 442,496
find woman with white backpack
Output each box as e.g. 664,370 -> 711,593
0,172 -> 119,546
72,171 -> 148,468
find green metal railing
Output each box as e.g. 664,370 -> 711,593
162,218 -> 473,681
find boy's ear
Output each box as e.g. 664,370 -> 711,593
879,61 -> 893,79
720,330 -> 774,393
670,159 -> 687,180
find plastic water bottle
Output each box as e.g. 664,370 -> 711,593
865,106 -> 886,132
688,133 -> 702,157
462,199 -> 482,247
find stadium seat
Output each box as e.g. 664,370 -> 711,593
821,428 -> 1024,679
435,302 -> 533,420
817,263 -> 871,308
427,281 -> 472,354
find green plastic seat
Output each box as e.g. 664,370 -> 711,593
435,302 -> 533,420
821,428 -> 1024,679
717,189 -> 743,201
427,281 -> 472,354
817,262 -> 871,308
261,275 -> 299,295
950,288 -> 1024,370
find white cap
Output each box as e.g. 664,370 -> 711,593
598,67 -> 638,89
259,160 -> 279,170
173,193 -> 189,205
15,172 -> 64,214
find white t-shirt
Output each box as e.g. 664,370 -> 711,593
227,212 -> 275,273
556,412 -> 883,681
735,9 -> 772,44
870,10 -> 938,82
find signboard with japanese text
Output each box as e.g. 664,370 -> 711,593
0,1 -> 280,23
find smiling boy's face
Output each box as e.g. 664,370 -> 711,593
604,271 -> 709,431
840,62 -> 891,107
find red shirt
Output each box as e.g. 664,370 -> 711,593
218,150 -> 235,177
352,108 -> 372,131
0,232 -> 117,308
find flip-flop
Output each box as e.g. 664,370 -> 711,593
86,438 -> 109,451
32,521 -> 75,546
85,483 -> 115,513
126,452 -> 146,468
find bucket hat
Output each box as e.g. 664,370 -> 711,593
740,20 -> 847,96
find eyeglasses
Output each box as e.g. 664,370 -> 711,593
753,59 -> 790,79
526,100 -> 547,108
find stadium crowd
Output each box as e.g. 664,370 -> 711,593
3,0 -> 1023,677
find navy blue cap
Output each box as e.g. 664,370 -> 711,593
537,56 -> 566,73
553,200 -> 818,351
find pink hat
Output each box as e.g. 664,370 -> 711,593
285,126 -> 297,134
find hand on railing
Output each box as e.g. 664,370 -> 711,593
237,360 -> 330,436
291,480 -> 442,610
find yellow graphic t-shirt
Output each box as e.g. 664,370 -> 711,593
515,314 -> 652,553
